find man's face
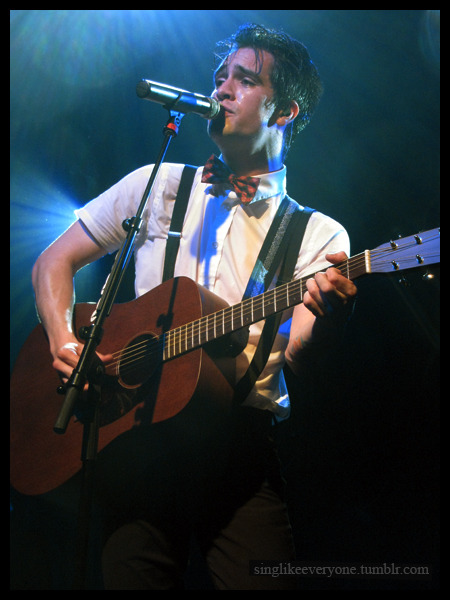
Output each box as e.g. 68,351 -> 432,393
208,47 -> 278,150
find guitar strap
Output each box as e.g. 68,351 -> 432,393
233,198 -> 315,404
162,164 -> 314,403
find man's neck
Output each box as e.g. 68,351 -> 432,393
220,147 -> 283,177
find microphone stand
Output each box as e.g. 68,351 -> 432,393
53,109 -> 186,589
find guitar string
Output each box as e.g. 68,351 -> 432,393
105,238 -> 439,376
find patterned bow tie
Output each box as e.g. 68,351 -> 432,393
201,155 -> 260,204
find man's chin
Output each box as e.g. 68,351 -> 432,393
207,118 -> 241,149
207,110 -> 226,139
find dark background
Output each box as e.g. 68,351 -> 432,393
10,10 -> 439,589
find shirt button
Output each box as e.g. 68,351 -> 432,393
212,242 -> 219,249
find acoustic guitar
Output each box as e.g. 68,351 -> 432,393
10,228 -> 440,495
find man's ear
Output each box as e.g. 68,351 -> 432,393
276,100 -> 300,126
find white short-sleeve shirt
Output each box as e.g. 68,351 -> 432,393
75,162 -> 350,418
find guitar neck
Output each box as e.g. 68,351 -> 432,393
163,251 -> 370,361
162,225 -> 440,362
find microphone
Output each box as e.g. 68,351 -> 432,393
136,79 -> 221,119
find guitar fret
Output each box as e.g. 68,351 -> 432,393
191,321 -> 197,348
165,331 -> 170,360
181,325 -> 186,354
165,331 -> 171,360
221,309 -> 225,335
286,279 -> 301,308
211,315 -> 215,339
162,332 -> 167,360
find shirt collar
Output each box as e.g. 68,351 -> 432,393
251,165 -> 287,204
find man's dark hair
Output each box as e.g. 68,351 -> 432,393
215,23 -> 323,155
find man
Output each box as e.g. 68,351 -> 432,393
31,24 -> 357,590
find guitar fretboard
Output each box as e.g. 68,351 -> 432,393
162,251 -> 370,361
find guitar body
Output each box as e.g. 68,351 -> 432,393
10,277 -> 236,496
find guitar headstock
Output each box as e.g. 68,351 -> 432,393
368,228 -> 440,274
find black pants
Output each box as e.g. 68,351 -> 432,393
95,407 -> 296,590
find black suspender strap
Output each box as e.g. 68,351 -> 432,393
162,164 -> 197,283
233,199 -> 315,404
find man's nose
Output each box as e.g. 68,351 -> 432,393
215,80 -> 234,101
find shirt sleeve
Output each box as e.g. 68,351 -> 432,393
74,165 -> 155,254
294,209 -> 351,279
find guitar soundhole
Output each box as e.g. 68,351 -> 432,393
118,332 -> 160,388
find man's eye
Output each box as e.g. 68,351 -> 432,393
242,78 -> 256,86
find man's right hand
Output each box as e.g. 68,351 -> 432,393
52,339 -> 113,388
